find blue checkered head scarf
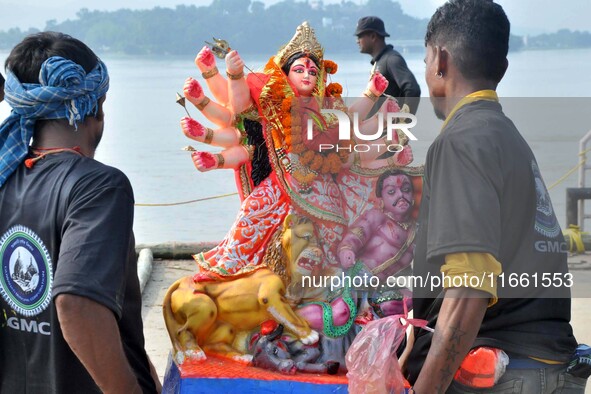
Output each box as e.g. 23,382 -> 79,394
0,55 -> 109,187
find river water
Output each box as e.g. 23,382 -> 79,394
1,48 -> 590,244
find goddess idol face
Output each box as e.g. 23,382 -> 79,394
287,57 -> 319,97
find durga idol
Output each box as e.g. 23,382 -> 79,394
164,22 -> 392,366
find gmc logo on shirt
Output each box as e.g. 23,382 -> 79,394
7,317 -> 51,336
534,240 -> 568,253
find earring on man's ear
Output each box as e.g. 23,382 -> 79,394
411,199 -> 415,206
379,200 -> 384,211
435,71 -> 443,79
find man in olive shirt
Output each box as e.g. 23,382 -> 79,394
407,1 -> 583,393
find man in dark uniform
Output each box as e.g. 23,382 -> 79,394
0,32 -> 160,393
355,16 -> 421,114
406,1 -> 584,393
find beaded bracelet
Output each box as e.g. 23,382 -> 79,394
337,245 -> 354,252
202,67 -> 219,79
216,153 -> 225,168
226,70 -> 245,80
196,96 -> 210,111
204,128 -> 214,144
244,145 -> 255,161
363,90 -> 379,102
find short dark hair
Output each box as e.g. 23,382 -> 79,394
5,31 -> 98,84
375,170 -> 412,198
281,52 -> 321,76
0,72 -> 4,87
425,0 -> 510,82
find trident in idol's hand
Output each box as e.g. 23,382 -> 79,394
205,37 -> 231,59
204,37 -> 261,80
175,92 -> 192,117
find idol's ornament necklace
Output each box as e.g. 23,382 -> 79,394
384,211 -> 412,230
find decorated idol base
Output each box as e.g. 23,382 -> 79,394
162,354 -> 349,394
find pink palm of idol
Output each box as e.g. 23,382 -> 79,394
181,117 -> 207,140
191,151 -> 218,170
183,77 -> 205,107
196,46 -> 216,71
371,71 -> 388,95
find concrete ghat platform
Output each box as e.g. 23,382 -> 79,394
141,259 -> 591,393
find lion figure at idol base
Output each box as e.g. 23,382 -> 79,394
162,214 -> 323,365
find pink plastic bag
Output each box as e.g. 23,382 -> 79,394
346,299 -> 431,394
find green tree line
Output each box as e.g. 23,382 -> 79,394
0,0 -> 586,56
525,29 -> 591,50
0,0 -> 427,55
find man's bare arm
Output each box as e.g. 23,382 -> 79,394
148,357 -> 162,393
412,287 -> 488,393
56,294 -> 142,394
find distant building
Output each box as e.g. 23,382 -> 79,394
310,0 -> 322,10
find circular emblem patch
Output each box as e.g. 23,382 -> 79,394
0,225 -> 53,317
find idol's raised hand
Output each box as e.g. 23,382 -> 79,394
225,50 -> 252,113
338,248 -> 356,270
367,70 -> 389,97
225,50 -> 244,77
183,77 -> 206,107
195,46 -> 229,105
195,46 -> 216,72
183,77 -> 232,126
190,146 -> 250,172
348,70 -> 390,121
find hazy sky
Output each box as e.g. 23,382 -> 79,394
0,0 -> 589,35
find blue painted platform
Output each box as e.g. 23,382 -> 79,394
162,354 -> 349,394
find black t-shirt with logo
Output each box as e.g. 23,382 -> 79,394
406,100 -> 578,382
0,153 -> 156,393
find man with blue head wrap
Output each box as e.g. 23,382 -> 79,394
0,72 -> 9,121
0,32 -> 160,393
0,71 -> 4,102
0,37 -> 109,185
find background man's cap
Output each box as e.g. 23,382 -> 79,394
355,16 -> 390,37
